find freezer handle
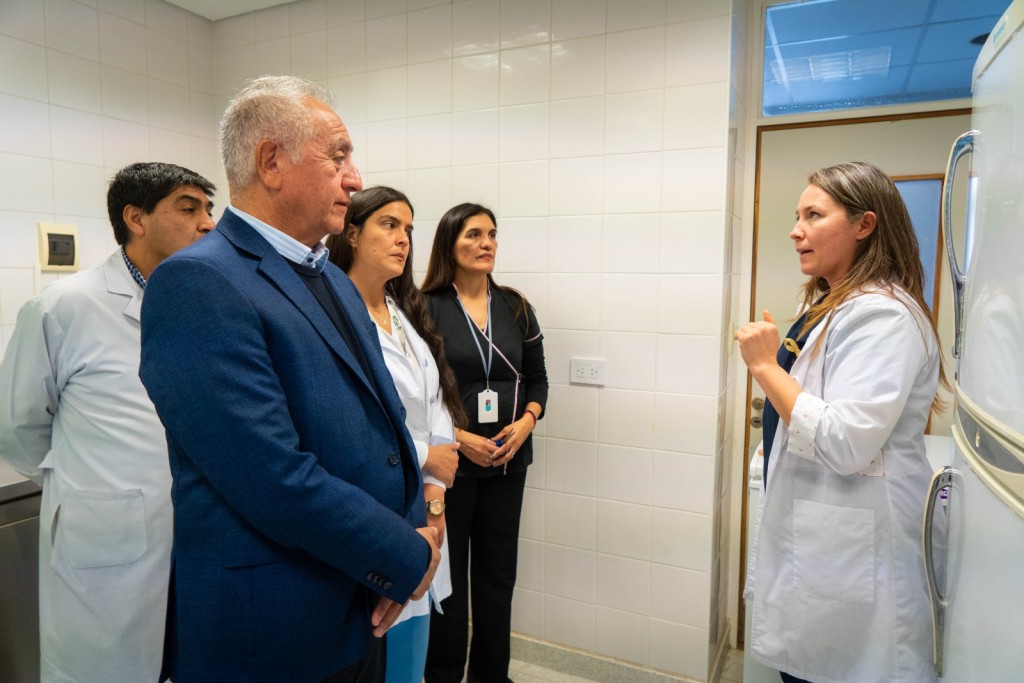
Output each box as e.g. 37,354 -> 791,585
923,465 -> 956,678
942,131 -> 976,359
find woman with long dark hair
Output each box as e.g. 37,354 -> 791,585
736,162 -> 947,683
326,186 -> 467,683
422,203 -> 548,683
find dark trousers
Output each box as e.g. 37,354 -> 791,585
780,672 -> 813,683
322,636 -> 386,683
425,471 -> 527,683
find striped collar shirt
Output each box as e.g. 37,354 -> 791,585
228,206 -> 329,272
121,247 -> 147,289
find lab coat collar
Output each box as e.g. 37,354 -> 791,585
102,250 -> 144,322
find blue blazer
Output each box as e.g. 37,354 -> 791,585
140,210 -> 428,682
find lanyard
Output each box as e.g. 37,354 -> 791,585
454,286 -> 494,388
453,285 -> 524,427
385,297 -> 419,366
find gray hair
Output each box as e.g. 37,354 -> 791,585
219,75 -> 336,190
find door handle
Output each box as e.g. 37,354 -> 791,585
923,465 -> 956,677
750,397 -> 764,428
942,130 -> 976,360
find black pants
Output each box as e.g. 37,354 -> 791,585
425,471 -> 527,683
321,636 -> 386,683
780,672 -> 813,683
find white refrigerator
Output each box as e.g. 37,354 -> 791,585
925,0 -> 1024,680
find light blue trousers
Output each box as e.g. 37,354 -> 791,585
386,613 -> 430,683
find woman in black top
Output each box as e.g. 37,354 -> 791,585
422,203 -> 548,683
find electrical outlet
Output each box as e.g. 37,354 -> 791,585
570,357 -> 606,386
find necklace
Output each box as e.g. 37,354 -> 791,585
367,302 -> 390,328
457,295 -> 488,331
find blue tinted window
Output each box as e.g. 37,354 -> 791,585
895,178 -> 942,310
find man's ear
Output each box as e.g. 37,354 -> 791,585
255,140 -> 284,190
856,211 -> 878,241
122,204 -> 146,240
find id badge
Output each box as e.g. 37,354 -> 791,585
477,389 -> 499,423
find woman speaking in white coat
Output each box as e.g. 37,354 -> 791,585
327,186 -> 466,683
735,161 -> 946,683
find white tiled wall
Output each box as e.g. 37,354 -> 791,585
0,0 -> 752,680
0,0 -> 222,352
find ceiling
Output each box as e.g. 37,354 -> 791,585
763,0 -> 1012,115
165,0 -> 292,21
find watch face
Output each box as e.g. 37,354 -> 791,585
428,499 -> 445,515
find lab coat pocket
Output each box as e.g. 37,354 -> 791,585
792,498 -> 875,604
57,488 -> 148,568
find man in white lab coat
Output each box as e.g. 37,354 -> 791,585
0,161 -> 216,683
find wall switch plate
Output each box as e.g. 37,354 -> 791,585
38,222 -> 79,272
570,357 -> 606,386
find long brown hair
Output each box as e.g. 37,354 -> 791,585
798,161 -> 948,413
326,186 -> 468,428
421,202 -> 531,322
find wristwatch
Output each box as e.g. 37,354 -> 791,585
427,499 -> 446,516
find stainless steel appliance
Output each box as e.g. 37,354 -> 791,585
0,476 -> 41,683
924,1 -> 1024,678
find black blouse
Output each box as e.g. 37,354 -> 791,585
426,285 -> 548,478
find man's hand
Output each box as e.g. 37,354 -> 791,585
370,596 -> 407,638
369,526 -> 440,637
409,526 -> 440,601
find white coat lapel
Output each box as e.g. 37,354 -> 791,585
102,251 -> 144,322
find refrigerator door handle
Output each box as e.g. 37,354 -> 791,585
942,131 -> 977,359
923,465 -> 956,677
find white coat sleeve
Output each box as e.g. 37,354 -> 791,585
0,297 -> 63,484
415,439 -> 444,489
787,298 -> 932,475
422,383 -> 456,490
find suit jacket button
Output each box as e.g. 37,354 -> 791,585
383,580 -> 392,590
366,572 -> 375,582
387,453 -> 400,466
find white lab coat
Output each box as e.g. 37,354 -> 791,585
746,287 -> 940,683
375,299 -> 453,623
0,252 -> 172,683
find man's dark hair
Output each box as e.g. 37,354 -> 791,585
107,162 -> 216,245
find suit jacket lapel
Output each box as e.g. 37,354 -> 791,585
216,212 -> 380,401
217,211 -> 423,513
322,266 -> 411,426
320,266 -> 423,508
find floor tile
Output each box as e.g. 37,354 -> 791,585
505,646 -> 748,682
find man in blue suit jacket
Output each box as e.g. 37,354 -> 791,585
139,76 -> 439,683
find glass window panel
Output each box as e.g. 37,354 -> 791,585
895,178 -> 942,311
